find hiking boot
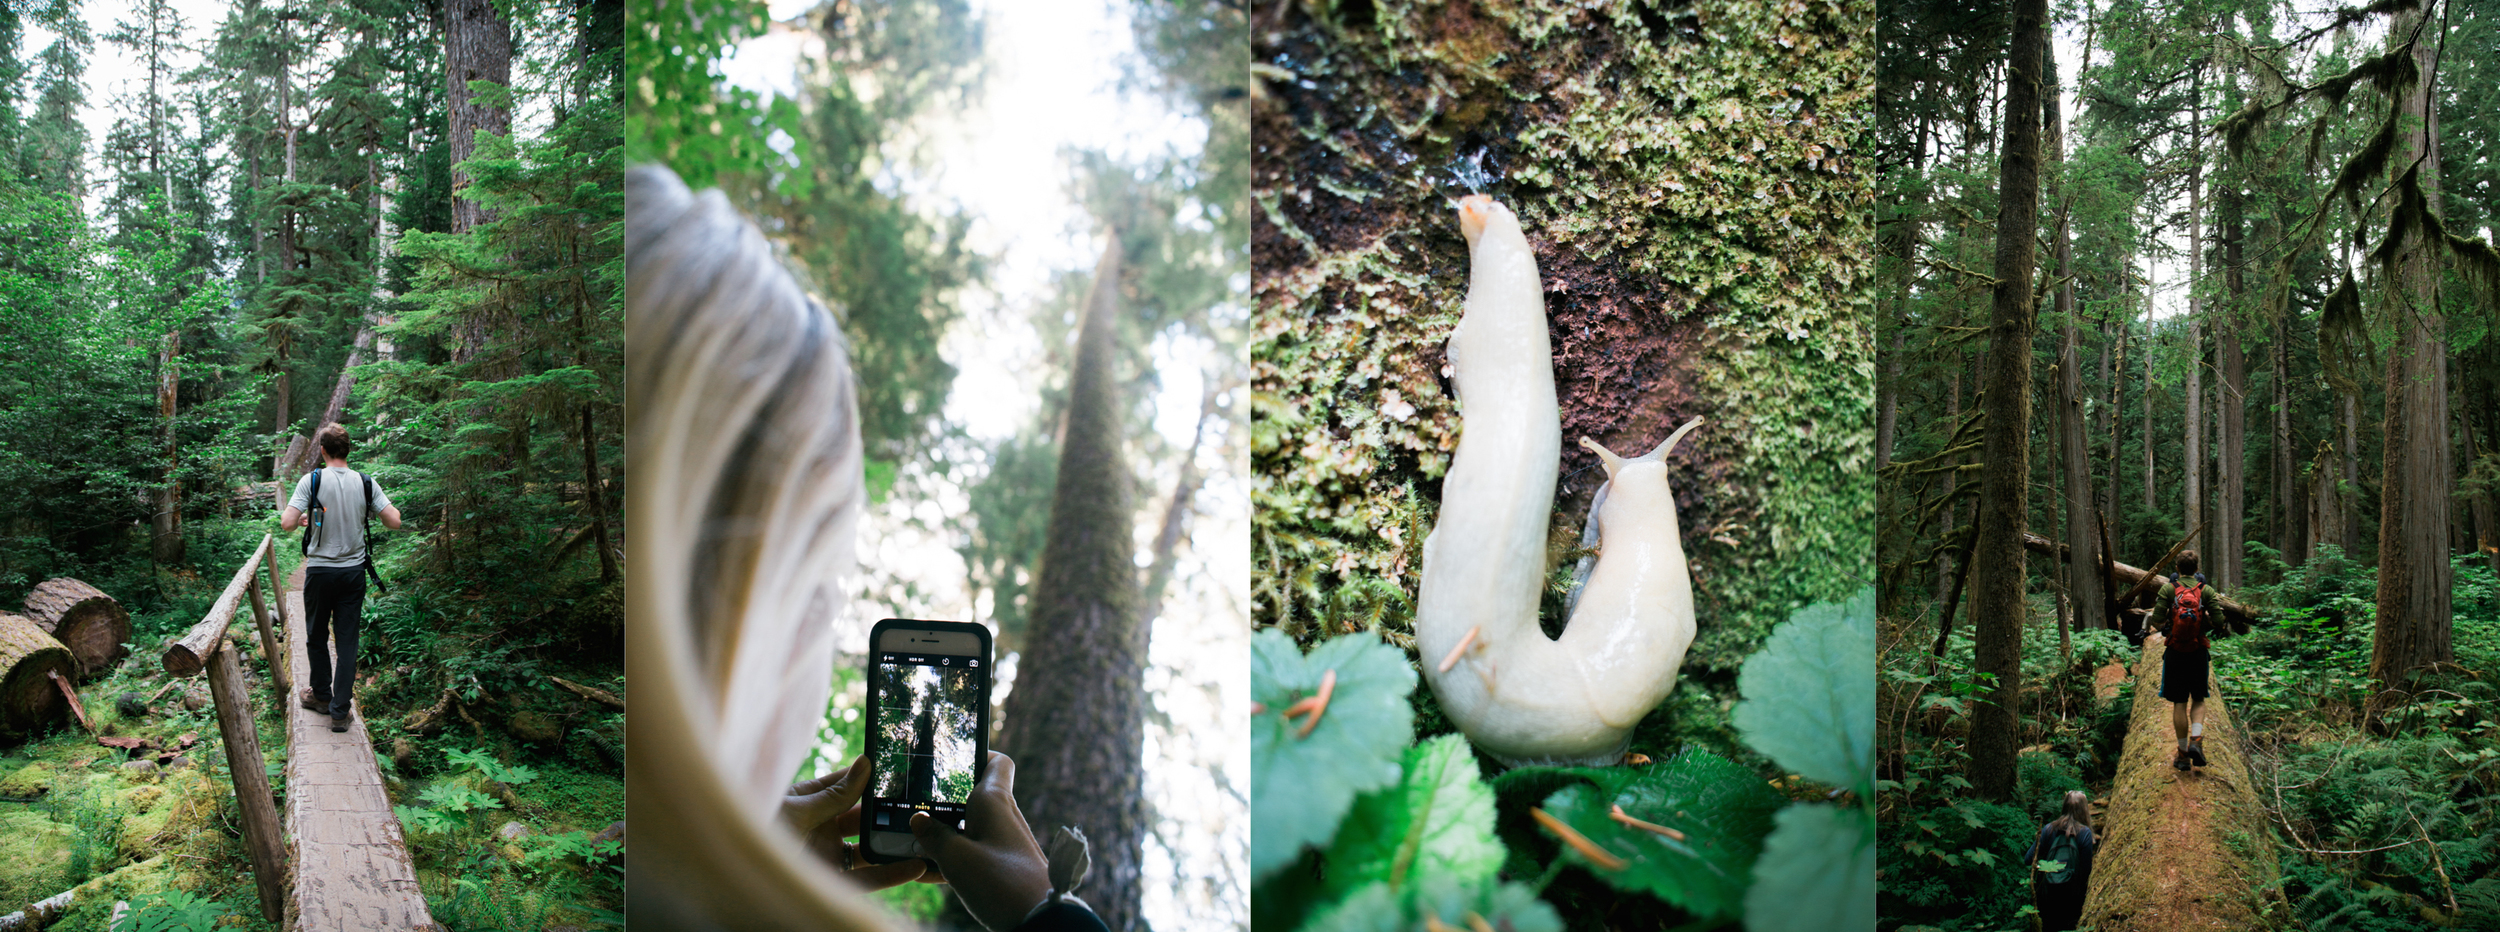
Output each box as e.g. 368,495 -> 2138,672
330,708 -> 354,734
2189,742 -> 2208,768
2172,750 -> 2190,771
300,688 -> 331,715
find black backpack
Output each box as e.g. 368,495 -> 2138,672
2038,828 -> 2086,884
305,468 -> 388,594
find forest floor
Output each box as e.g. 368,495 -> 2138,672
0,521 -> 625,931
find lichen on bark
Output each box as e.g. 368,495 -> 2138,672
1252,0 -> 1875,752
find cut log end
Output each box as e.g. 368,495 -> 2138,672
0,614 -> 76,740
22,578 -> 130,680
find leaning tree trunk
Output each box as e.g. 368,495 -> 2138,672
2370,6 -> 2453,689
20,579 -> 128,680
0,614 -> 74,739
2080,639 -> 2279,930
1965,0 -> 2049,803
995,238 -> 1147,932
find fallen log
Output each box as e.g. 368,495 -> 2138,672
161,536 -> 269,677
2080,639 -> 2280,929
0,888 -> 73,931
21,578 -> 129,679
0,614 -> 74,740
551,675 -> 626,711
2021,532 -> 2261,634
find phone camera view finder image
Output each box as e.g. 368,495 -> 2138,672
864,623 -> 990,853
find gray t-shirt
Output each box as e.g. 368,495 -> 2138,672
289,465 -> 394,568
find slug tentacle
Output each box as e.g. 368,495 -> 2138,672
1416,197 -> 1700,767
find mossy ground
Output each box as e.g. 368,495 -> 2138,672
0,555 -> 288,930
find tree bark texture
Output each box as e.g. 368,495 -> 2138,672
2274,308 -> 2298,565
1966,0 -> 2048,803
2369,7 -> 2453,688
2184,72 -> 2204,553
20,578 -> 129,680
207,640 -> 288,923
0,613 -> 74,738
444,0 -> 512,238
995,239 -> 1147,932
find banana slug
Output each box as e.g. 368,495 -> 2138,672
1416,194 -> 1701,767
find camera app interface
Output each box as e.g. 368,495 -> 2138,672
870,649 -> 982,833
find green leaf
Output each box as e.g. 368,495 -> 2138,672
1732,587 -> 1877,797
1535,747 -> 1789,920
1322,734 -> 1504,902
1251,629 -> 1415,881
1300,877 -> 1564,932
1742,803 -> 1875,932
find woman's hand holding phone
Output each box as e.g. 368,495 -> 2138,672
909,750 -> 1053,931
781,755 -> 931,891
784,750 -> 1055,931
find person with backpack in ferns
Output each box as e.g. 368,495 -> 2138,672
279,423 -> 402,734
2152,549 -> 2216,771
2025,790 -> 2097,931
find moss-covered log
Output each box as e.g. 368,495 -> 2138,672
2019,532 -> 2263,634
2080,640 -> 2279,929
20,578 -> 128,679
0,614 -> 74,739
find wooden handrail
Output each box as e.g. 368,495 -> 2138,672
154,532 -> 289,923
162,534 -> 271,677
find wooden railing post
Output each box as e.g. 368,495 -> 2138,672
206,639 -> 288,923
246,572 -> 289,701
265,545 -> 292,641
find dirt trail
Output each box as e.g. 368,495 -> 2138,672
2079,638 -> 2279,932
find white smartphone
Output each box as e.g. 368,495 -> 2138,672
860,618 -> 993,863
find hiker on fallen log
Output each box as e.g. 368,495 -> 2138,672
2151,549 -> 2216,772
2025,790 -> 2097,932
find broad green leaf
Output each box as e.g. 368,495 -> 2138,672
1299,877 -> 1564,932
1322,734 -> 1505,903
1252,629 -> 1416,881
1536,747 -> 1789,920
1732,586 -> 1876,797
1743,803 -> 1875,932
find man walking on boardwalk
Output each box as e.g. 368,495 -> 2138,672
280,423 -> 402,733
2152,549 -> 2216,771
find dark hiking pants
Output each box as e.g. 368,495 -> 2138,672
303,565 -> 368,718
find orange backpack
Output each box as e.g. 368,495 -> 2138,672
2171,579 -> 2208,650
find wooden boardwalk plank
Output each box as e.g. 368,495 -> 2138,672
283,567 -> 436,932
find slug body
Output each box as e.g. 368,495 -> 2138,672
1416,195 -> 1700,767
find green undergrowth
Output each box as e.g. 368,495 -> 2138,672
1879,551 -> 2500,931
1254,588 -> 1875,932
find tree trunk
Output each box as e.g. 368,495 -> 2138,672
444,0 -> 512,239
1965,0 -> 2048,803
2274,302 -> 2298,566
995,238 -> 1146,931
2048,43 -> 2101,632
2142,241 -> 2157,521
0,614 -> 74,738
2218,179 -> 2246,589
1940,366 -> 1962,606
20,579 -> 129,680
2369,7 -> 2454,689
580,404 -> 618,582
2184,69 -> 2204,554
154,329 -> 184,564
2310,452 -> 2344,563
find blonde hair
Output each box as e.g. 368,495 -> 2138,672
623,164 -> 885,930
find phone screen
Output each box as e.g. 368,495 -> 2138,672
863,620 -> 989,858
